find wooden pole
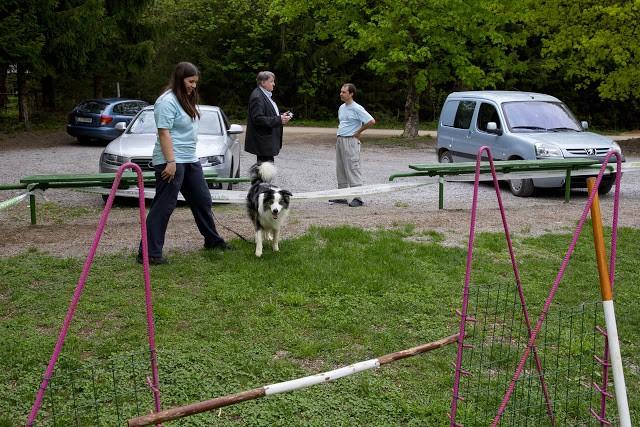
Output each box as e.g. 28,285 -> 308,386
128,333 -> 460,427
586,177 -> 630,427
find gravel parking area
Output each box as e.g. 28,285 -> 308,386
0,128 -> 639,257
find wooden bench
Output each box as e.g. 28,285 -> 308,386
1,171 -> 249,224
389,159 -> 604,209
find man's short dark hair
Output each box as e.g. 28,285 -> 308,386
342,83 -> 357,96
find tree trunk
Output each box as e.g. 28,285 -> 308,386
17,63 -> 30,128
402,75 -> 419,138
93,74 -> 104,98
0,64 -> 8,110
41,75 -> 56,110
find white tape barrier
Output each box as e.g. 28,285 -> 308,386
76,161 -> 640,204
0,192 -> 30,211
77,180 -> 436,204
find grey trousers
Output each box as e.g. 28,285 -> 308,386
336,136 -> 363,189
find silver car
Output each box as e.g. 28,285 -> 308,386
99,105 -> 243,189
436,91 -> 623,196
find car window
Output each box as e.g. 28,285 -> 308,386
113,101 -> 146,116
77,101 -> 107,114
127,109 -> 224,135
476,103 -> 501,132
198,110 -> 223,135
128,110 -> 157,134
503,101 -> 581,132
452,101 -> 476,129
440,101 -> 459,127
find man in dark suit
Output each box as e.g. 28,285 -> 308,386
244,71 -> 292,163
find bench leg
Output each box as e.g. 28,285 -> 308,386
564,169 -> 572,203
29,194 -> 37,225
439,176 -> 444,210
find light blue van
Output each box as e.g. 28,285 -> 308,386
436,91 -> 623,196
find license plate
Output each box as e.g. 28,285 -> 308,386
76,117 -> 92,124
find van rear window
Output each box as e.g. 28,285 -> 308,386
441,100 -> 476,129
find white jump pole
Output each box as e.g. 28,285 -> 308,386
128,333 -> 460,427
586,177 -> 630,427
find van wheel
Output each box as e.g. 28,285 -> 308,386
439,150 -> 453,163
509,178 -> 534,197
597,178 -> 614,195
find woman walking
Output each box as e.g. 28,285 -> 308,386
138,62 -> 230,265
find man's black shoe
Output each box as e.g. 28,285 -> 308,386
349,198 -> 364,207
204,242 -> 233,251
328,199 -> 348,204
137,254 -> 169,265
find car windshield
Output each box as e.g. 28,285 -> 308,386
502,101 -> 582,132
128,109 -> 224,135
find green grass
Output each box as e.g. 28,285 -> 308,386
0,226 -> 638,426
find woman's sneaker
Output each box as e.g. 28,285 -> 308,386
137,254 -> 169,265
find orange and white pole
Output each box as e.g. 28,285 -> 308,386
586,177 -> 630,427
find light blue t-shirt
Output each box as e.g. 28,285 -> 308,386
152,91 -> 199,165
337,101 -> 374,137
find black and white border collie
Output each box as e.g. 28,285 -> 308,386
246,162 -> 292,257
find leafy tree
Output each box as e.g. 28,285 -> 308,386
0,0 -> 52,123
273,0 -> 524,136
39,0 -> 155,105
349,0 -> 528,136
538,0 -> 640,102
139,0 -> 277,116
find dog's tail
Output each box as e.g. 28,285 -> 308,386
249,162 -> 277,185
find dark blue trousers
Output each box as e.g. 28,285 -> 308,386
140,162 -> 225,257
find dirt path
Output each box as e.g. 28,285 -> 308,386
1,129 -> 639,258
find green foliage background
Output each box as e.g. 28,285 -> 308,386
1,0 -> 640,129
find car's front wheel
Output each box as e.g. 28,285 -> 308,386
439,150 -> 453,163
226,157 -> 238,190
509,178 -> 535,197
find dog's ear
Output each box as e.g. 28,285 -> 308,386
281,190 -> 293,198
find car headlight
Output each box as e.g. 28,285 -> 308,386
535,142 -> 563,158
612,142 -> 622,154
101,152 -> 127,165
200,155 -> 224,166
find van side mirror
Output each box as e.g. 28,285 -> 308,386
115,122 -> 127,131
581,121 -> 588,130
486,122 -> 503,136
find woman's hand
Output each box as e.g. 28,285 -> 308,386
161,162 -> 176,182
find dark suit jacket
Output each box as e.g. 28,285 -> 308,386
244,87 -> 283,157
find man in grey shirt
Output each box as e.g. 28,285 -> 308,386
329,83 -> 376,207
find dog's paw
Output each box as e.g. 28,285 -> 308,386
255,249 -> 263,257
273,243 -> 279,252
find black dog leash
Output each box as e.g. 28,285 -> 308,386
211,211 -> 251,242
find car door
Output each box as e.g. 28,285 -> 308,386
443,100 -> 478,162
471,102 -> 507,160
